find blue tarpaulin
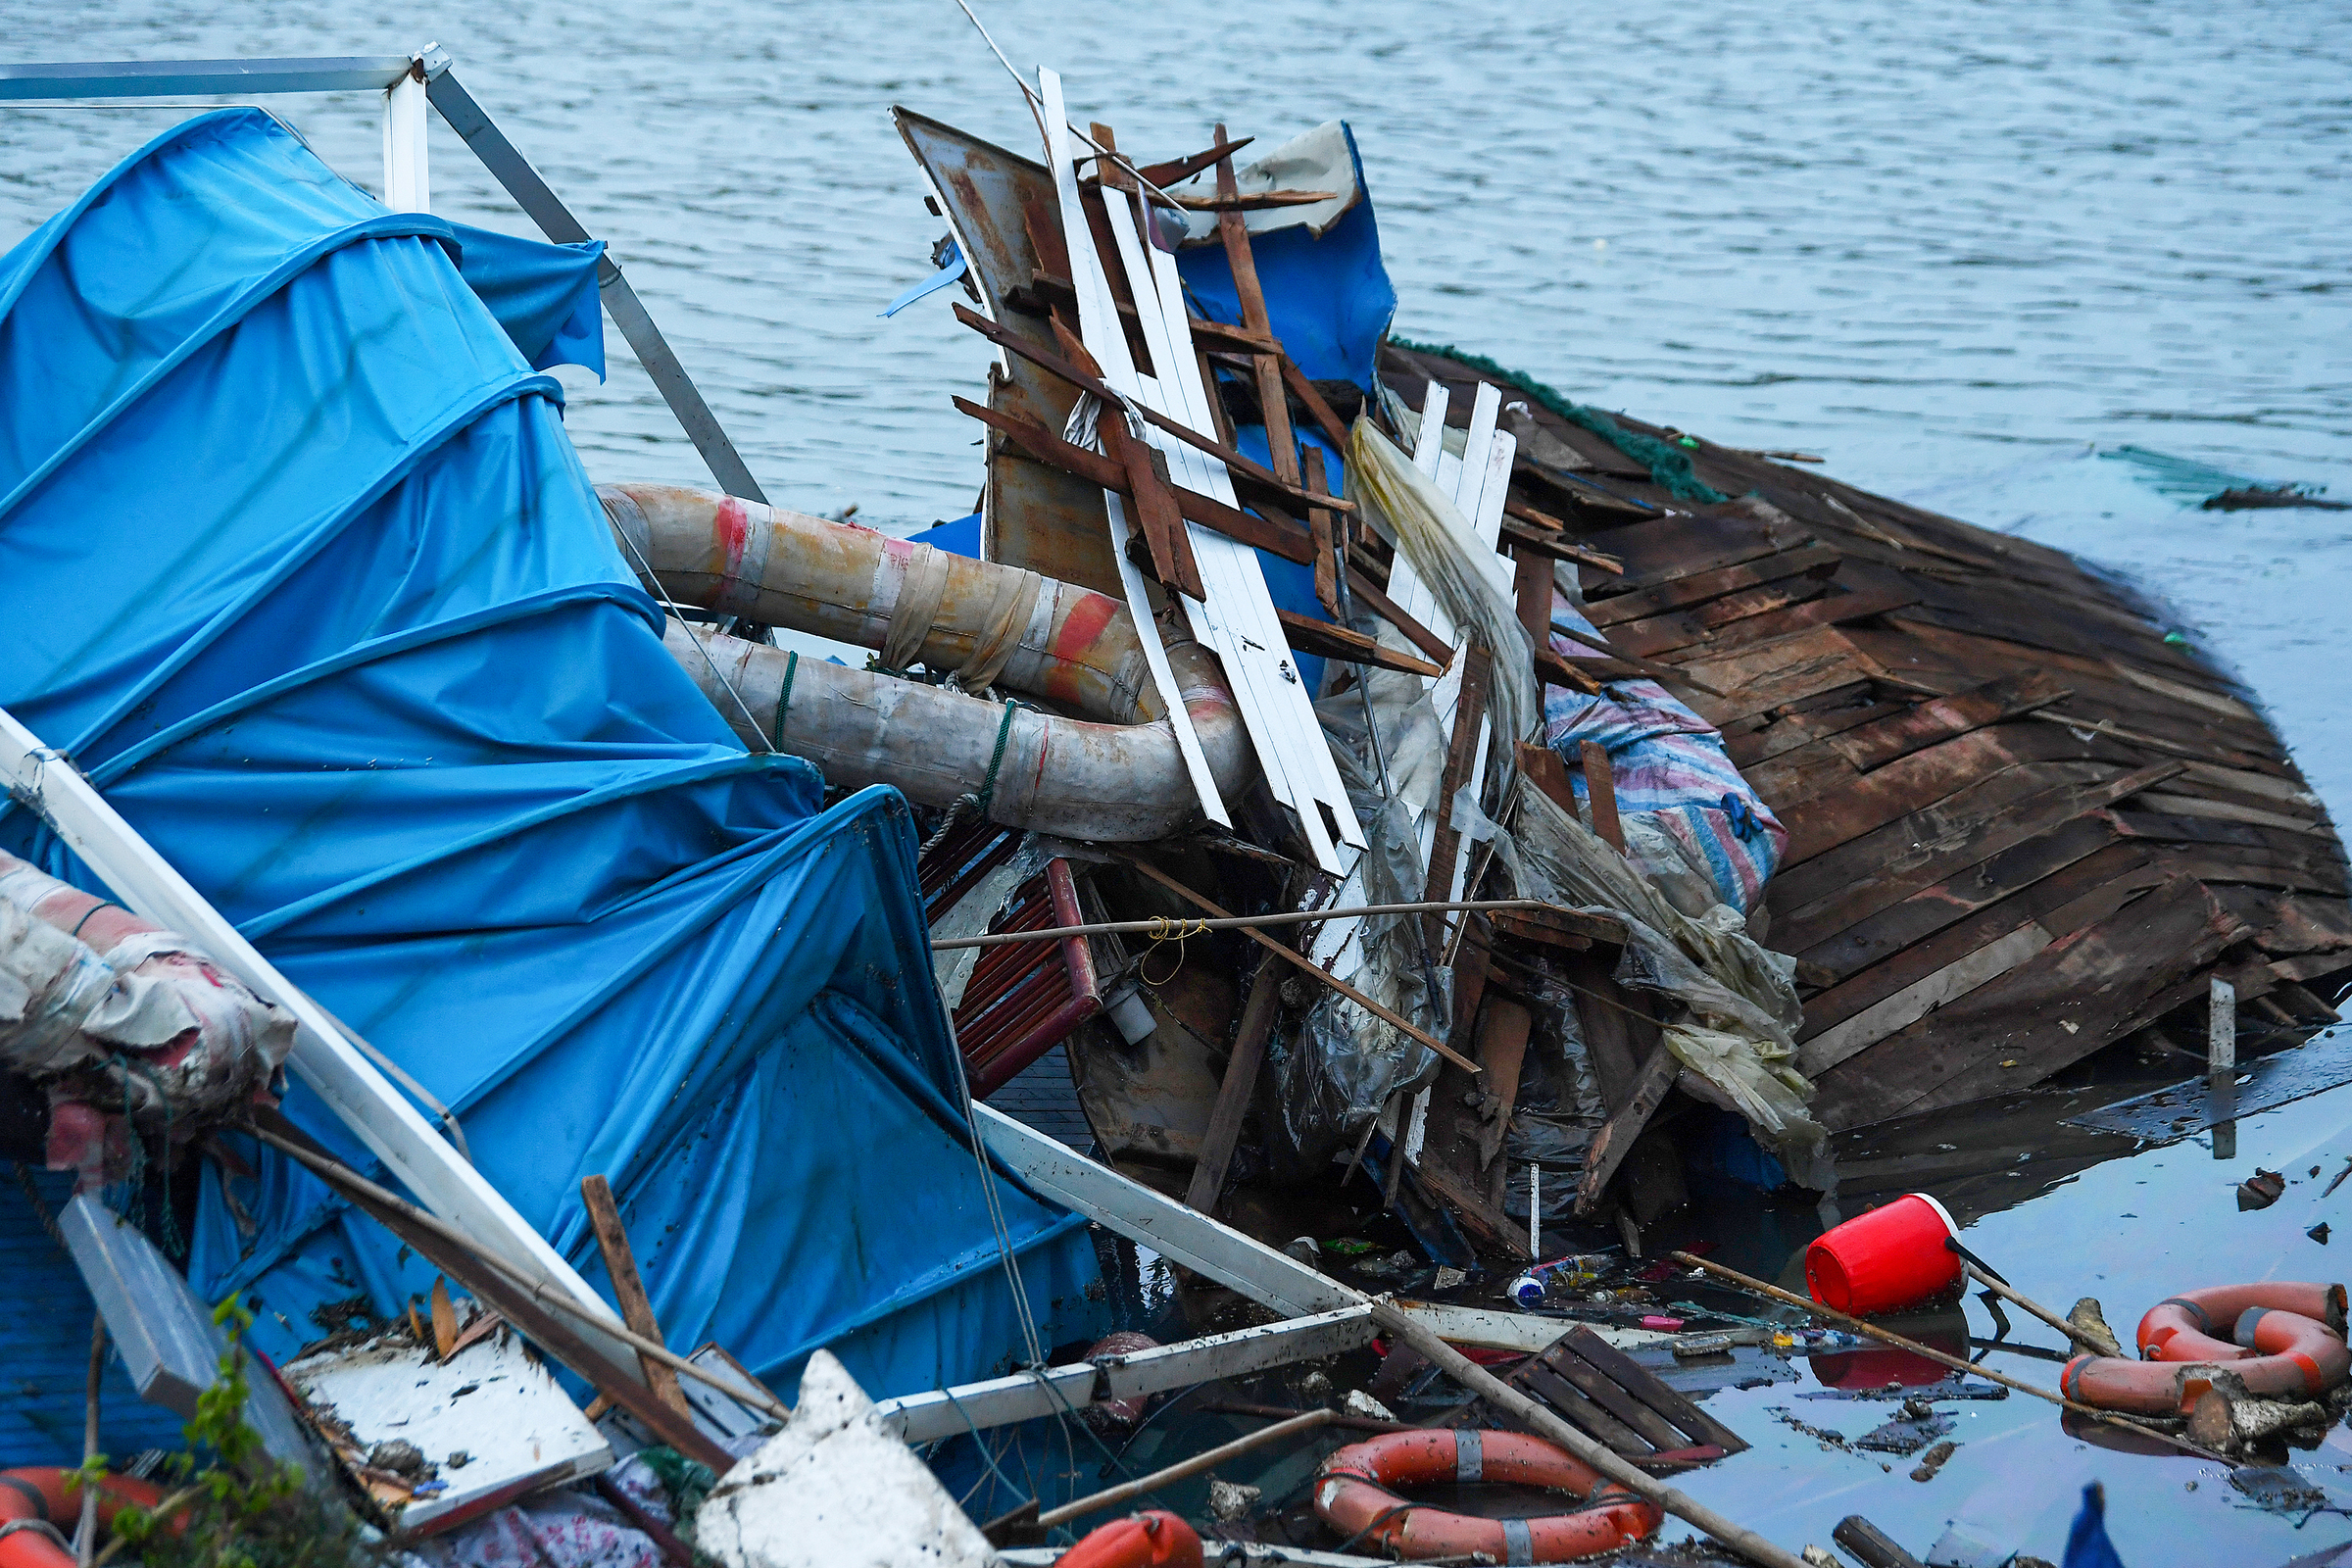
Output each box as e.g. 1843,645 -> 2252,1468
0,108 -> 1099,1419
1175,124 -> 1396,394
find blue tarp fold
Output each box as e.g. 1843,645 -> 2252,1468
0,107 -> 1097,1416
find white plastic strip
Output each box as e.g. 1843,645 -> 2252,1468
1037,70 -> 1227,828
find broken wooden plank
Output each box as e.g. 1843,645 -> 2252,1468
1577,1042 -> 1679,1214
1185,957 -> 1284,1214
1580,739 -> 1624,852
1775,724 -> 2150,869
1812,874 -> 2253,1129
1775,760 -> 2185,954
1560,1328 -> 1750,1455
1795,812 -> 2121,980
1680,626 -> 1886,728
1826,672 -> 2074,772
1305,445 -> 1340,615
579,1174 -> 689,1418
1588,543 -> 1842,627
1276,612 -> 1443,678
1796,923 -> 2055,1077
1422,642 -> 1495,945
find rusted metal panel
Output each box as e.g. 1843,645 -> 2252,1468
893,109 -> 1120,596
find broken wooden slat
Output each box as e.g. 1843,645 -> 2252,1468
1580,740 -> 1624,852
1681,626 -> 1887,728
1797,843 -> 2158,1043
1514,1361 -> 1655,1455
1304,445 -> 1340,615
1514,550 -> 1553,651
1421,642 -> 1495,944
1532,1344 -> 1691,1452
1587,542 -> 1842,627
1775,724 -> 2149,869
1797,923 -> 2056,1077
1184,958 -> 1284,1214
1476,997 -> 1533,1175
1560,1329 -> 1749,1454
1577,1042 -> 1679,1214
1829,672 -> 2074,772
1798,813 -> 2119,982
1275,611 -> 1443,678
580,1174 -> 689,1418
1099,400 -> 1202,599
1776,761 -> 2186,956
1811,874 -> 2254,1129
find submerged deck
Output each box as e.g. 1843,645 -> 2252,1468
1384,340 -> 2352,1131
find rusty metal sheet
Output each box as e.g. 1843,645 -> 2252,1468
894,108 -> 1119,596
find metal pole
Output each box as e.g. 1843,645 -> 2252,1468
420,58 -> 769,505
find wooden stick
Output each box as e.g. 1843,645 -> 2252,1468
1212,123 -> 1300,497
952,302 -> 1353,516
1185,958 -> 1284,1215
1276,610 -> 1443,678
1959,1261 -> 2120,1357
1304,446 -> 1340,616
1504,501 -> 1626,573
1367,1300 -> 1811,1568
934,897 -> 1564,950
1123,859 -> 1479,1074
1667,1251 -> 2230,1463
1280,355 -> 1353,451
243,1116 -> 786,1430
1170,189 -> 1337,212
581,1174 -> 690,1418
1036,1408 -> 1334,1528
953,395 -> 1448,662
1550,620 -> 1727,697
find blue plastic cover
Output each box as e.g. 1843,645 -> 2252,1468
447,220 -> 608,378
0,108 -> 1098,1407
1175,124 -> 1396,393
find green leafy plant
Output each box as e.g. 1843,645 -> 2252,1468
81,1296 -> 368,1568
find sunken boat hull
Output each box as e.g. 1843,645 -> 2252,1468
1384,341 -> 2351,1132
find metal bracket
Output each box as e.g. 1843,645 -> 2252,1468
0,49 -> 767,505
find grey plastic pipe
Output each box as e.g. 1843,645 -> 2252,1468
604,484 -> 1255,841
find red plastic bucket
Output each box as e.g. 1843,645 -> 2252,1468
1805,1193 -> 1962,1315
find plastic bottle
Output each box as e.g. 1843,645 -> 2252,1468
1504,1253 -> 1616,1307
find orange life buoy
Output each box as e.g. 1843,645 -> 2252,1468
2062,1282 -> 2352,1415
1057,1511 -> 1201,1568
1313,1429 -> 1661,1564
0,1467 -> 168,1568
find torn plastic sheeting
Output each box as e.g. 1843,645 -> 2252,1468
0,851 -> 290,1174
1458,782 -> 1830,1188
1345,418 -> 1537,772
1269,743 -> 1444,1166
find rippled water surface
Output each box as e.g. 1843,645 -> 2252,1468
6,11 -> 2352,1557
6,1 -> 2348,791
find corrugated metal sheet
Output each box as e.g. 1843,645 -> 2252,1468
0,1171 -> 189,1466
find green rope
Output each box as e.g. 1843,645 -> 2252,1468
1387,335 -> 1729,504
975,698 -> 1024,817
769,650 -> 799,751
